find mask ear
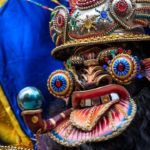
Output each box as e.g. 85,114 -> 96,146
142,58 -> 150,81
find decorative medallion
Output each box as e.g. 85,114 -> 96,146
47,70 -> 75,98
110,0 -> 136,29
108,53 -> 140,84
95,8 -> 112,23
56,14 -> 65,28
115,0 -> 129,16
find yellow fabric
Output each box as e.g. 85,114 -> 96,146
0,86 -> 33,149
0,0 -> 7,7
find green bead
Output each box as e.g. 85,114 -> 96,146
67,60 -> 71,66
111,50 -> 115,56
134,56 -> 138,60
51,12 -> 56,19
37,3 -> 42,7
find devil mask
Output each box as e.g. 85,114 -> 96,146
17,0 -> 150,148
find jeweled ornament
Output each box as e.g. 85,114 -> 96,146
56,14 -> 65,28
47,70 -> 75,98
115,0 -> 128,16
101,11 -> 107,19
108,53 -> 140,84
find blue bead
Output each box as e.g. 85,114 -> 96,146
137,74 -> 143,79
108,60 -> 111,64
103,65 -> 108,70
101,11 -> 107,19
17,87 -> 43,110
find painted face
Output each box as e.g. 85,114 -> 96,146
47,43 -> 150,146
65,46 -> 136,144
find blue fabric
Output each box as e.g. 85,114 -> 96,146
0,0 -> 68,143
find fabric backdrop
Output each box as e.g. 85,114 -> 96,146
0,0 -> 69,146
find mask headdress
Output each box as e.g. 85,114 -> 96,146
49,0 -> 150,61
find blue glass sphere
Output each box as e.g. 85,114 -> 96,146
17,87 -> 43,110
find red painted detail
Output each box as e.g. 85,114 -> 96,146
133,19 -> 148,27
119,2 -> 125,10
23,112 -> 44,133
118,48 -> 124,53
118,63 -> 125,71
115,0 -> 128,15
56,36 -> 61,46
56,79 -> 62,88
56,14 -> 65,28
69,0 -> 77,14
50,27 -> 55,37
105,57 -> 110,63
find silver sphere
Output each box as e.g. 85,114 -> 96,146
17,87 -> 43,110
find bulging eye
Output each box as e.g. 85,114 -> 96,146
108,53 -> 140,84
47,70 -> 76,98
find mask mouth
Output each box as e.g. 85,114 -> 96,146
70,84 -> 130,131
72,84 -> 128,109
50,85 -> 136,147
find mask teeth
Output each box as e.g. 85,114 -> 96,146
80,93 -> 119,107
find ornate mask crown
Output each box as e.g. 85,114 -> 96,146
50,0 -> 150,60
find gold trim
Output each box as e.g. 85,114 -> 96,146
31,116 -> 39,124
136,0 -> 150,2
0,0 -> 7,8
70,100 -> 119,131
0,145 -> 33,150
49,97 -> 136,147
0,86 -> 33,148
51,34 -> 150,60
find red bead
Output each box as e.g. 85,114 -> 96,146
56,80 -> 62,88
119,3 -> 125,10
58,17 -> 62,24
118,63 -> 125,71
118,48 -> 124,53
105,57 -> 110,63
56,14 -> 64,28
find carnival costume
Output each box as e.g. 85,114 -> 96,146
17,0 -> 150,149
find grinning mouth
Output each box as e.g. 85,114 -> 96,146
70,84 -> 130,131
80,92 -> 119,107
72,84 -> 128,109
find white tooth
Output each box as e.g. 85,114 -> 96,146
85,99 -> 92,106
110,93 -> 119,101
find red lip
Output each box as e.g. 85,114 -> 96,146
72,84 -> 129,108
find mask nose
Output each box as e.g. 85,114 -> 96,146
83,74 -> 112,90
77,66 -> 112,90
